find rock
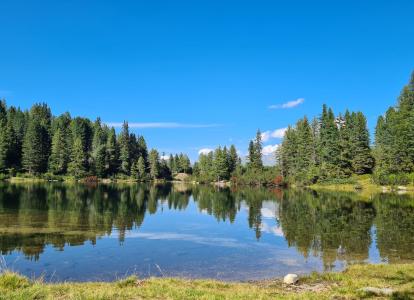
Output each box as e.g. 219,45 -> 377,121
359,287 -> 394,296
283,274 -> 299,285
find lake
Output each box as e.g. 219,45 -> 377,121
0,182 -> 413,282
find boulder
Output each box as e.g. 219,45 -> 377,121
283,274 -> 299,285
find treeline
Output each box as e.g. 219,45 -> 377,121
375,72 -> 414,184
0,102 -> 192,180
193,130 -> 279,185
278,71 -> 414,185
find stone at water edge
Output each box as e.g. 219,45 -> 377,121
283,274 -> 299,285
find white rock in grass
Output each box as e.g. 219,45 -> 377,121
283,274 -> 299,285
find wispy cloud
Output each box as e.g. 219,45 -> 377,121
261,128 -> 287,142
269,98 -> 304,110
262,144 -> 279,156
106,122 -> 221,129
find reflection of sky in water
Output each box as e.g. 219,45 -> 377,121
2,192 -> 413,282
4,199 -> 325,281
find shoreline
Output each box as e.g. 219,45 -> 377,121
1,264 -> 413,299
5,175 -> 414,194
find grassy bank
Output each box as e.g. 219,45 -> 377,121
309,174 -> 414,197
0,264 -> 413,299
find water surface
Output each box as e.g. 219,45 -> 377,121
0,183 -> 413,281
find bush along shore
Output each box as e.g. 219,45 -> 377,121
0,264 -> 413,299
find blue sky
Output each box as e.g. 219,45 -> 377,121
1,0 -> 413,161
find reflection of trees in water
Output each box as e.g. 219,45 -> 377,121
373,194 -> 414,263
278,190 -> 376,270
0,183 -> 413,266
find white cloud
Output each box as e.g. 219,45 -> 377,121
106,122 -> 220,129
261,128 -> 287,142
198,148 -> 214,155
161,155 -> 170,160
269,98 -> 304,109
262,144 -> 279,156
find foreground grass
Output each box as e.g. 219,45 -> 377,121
0,264 -> 413,299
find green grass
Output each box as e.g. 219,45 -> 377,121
309,174 -> 414,198
0,264 -> 413,299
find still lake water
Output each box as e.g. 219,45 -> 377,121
0,182 -> 413,282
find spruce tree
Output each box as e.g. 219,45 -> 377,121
22,103 -> 52,174
68,137 -> 87,178
49,128 -> 69,174
0,101 -> 9,172
213,147 -> 230,180
253,129 -> 263,169
91,118 -> 107,177
228,145 -> 239,174
22,119 -> 45,174
105,128 -> 118,176
351,112 -> 374,174
149,149 -> 160,179
136,156 -> 147,180
118,121 -> 131,175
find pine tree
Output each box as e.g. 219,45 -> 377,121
136,156 -> 147,180
338,111 -> 354,176
0,101 -> 9,172
279,126 -> 298,178
70,117 -> 93,172
213,147 -> 230,180
137,136 -> 148,169
118,121 -> 130,175
295,117 -> 316,182
149,149 -> 160,179
253,130 -> 263,169
319,105 -> 341,178
351,112 -> 374,174
105,128 -> 118,176
228,145 -> 239,174
22,104 -> 52,174
91,118 -> 107,177
49,128 -> 69,174
22,119 -> 45,174
168,154 -> 176,174
68,137 -> 87,178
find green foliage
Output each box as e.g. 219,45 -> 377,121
48,128 -> 69,174
247,130 -> 263,170
375,71 -> 414,178
68,137 -> 87,178
118,121 -> 131,175
22,104 -> 52,174
91,118 -> 107,177
105,127 -> 119,176
131,156 -> 148,181
149,149 -> 160,179
279,104 -> 374,184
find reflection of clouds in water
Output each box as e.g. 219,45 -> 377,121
278,258 -> 301,267
261,208 -> 275,219
111,231 -> 247,248
260,222 -> 284,237
242,201 -> 279,219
